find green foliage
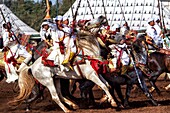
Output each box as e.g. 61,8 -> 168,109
59,0 -> 76,15
1,0 -> 75,31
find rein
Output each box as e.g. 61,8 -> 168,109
77,54 -> 107,75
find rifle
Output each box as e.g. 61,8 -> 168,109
126,46 -> 143,89
0,8 -> 20,44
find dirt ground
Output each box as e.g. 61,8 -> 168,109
0,75 -> 170,113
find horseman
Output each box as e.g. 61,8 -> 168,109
154,17 -> 167,49
3,22 -> 32,83
120,21 -> 130,35
40,21 -> 53,48
62,16 -> 76,66
45,15 -> 75,70
146,18 -> 163,49
45,15 -> 64,67
108,24 -> 130,77
97,26 -> 117,60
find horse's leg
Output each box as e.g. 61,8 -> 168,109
164,73 -> 168,81
24,84 -> 40,112
26,84 -> 40,103
88,72 -> 117,107
124,84 -> 132,108
88,87 -> 96,108
167,73 -> 170,79
99,74 -> 110,88
0,70 -> 5,81
55,79 -> 79,110
69,79 -> 76,95
165,84 -> 170,90
108,86 -> 124,109
149,76 -> 161,95
114,85 -> 124,105
79,80 -> 95,107
149,59 -> 163,94
100,73 -> 123,107
60,79 -> 77,101
45,78 -> 71,113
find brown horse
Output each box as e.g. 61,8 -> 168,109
147,51 -> 170,94
133,34 -> 170,95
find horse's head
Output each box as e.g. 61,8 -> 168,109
132,34 -> 148,64
86,15 -> 107,26
84,15 -> 108,34
32,41 -> 47,61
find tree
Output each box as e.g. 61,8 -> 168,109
58,0 -> 75,15
1,0 -> 75,31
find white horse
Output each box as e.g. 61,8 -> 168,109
9,31 -> 117,112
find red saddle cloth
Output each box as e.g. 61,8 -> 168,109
89,58 -> 109,74
41,50 -> 55,67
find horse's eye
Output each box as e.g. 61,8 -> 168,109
99,15 -> 103,19
87,23 -> 91,26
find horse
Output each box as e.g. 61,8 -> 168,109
102,68 -> 158,108
19,41 -> 77,111
131,34 -> 170,95
147,51 -> 170,94
70,34 -> 158,109
8,29 -> 117,112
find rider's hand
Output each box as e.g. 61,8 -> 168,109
8,32 -> 12,37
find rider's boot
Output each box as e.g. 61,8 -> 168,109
62,52 -> 75,70
62,59 -> 69,65
69,52 -> 75,61
62,51 -> 70,65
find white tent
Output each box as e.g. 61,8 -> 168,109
64,0 -> 170,31
0,4 -> 39,36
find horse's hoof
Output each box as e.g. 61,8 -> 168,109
157,103 -> 161,106
150,99 -> 158,106
72,105 -> 79,110
116,107 -> 122,111
123,102 -> 130,109
88,103 -> 96,109
149,87 -> 155,93
65,110 -> 72,113
99,95 -> 108,104
118,104 -> 124,109
164,86 -> 170,90
110,100 -> 117,107
26,108 -> 30,112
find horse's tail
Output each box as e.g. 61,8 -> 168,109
8,67 -> 35,107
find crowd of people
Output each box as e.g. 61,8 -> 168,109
1,14 -> 166,83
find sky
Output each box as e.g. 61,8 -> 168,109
34,0 -> 62,5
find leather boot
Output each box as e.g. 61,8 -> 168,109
69,52 -> 75,61
62,59 -> 69,65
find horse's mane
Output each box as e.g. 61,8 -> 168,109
77,31 -> 99,48
34,41 -> 46,51
77,31 -> 100,56
32,41 -> 47,61
132,34 -> 146,53
150,51 -> 165,57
